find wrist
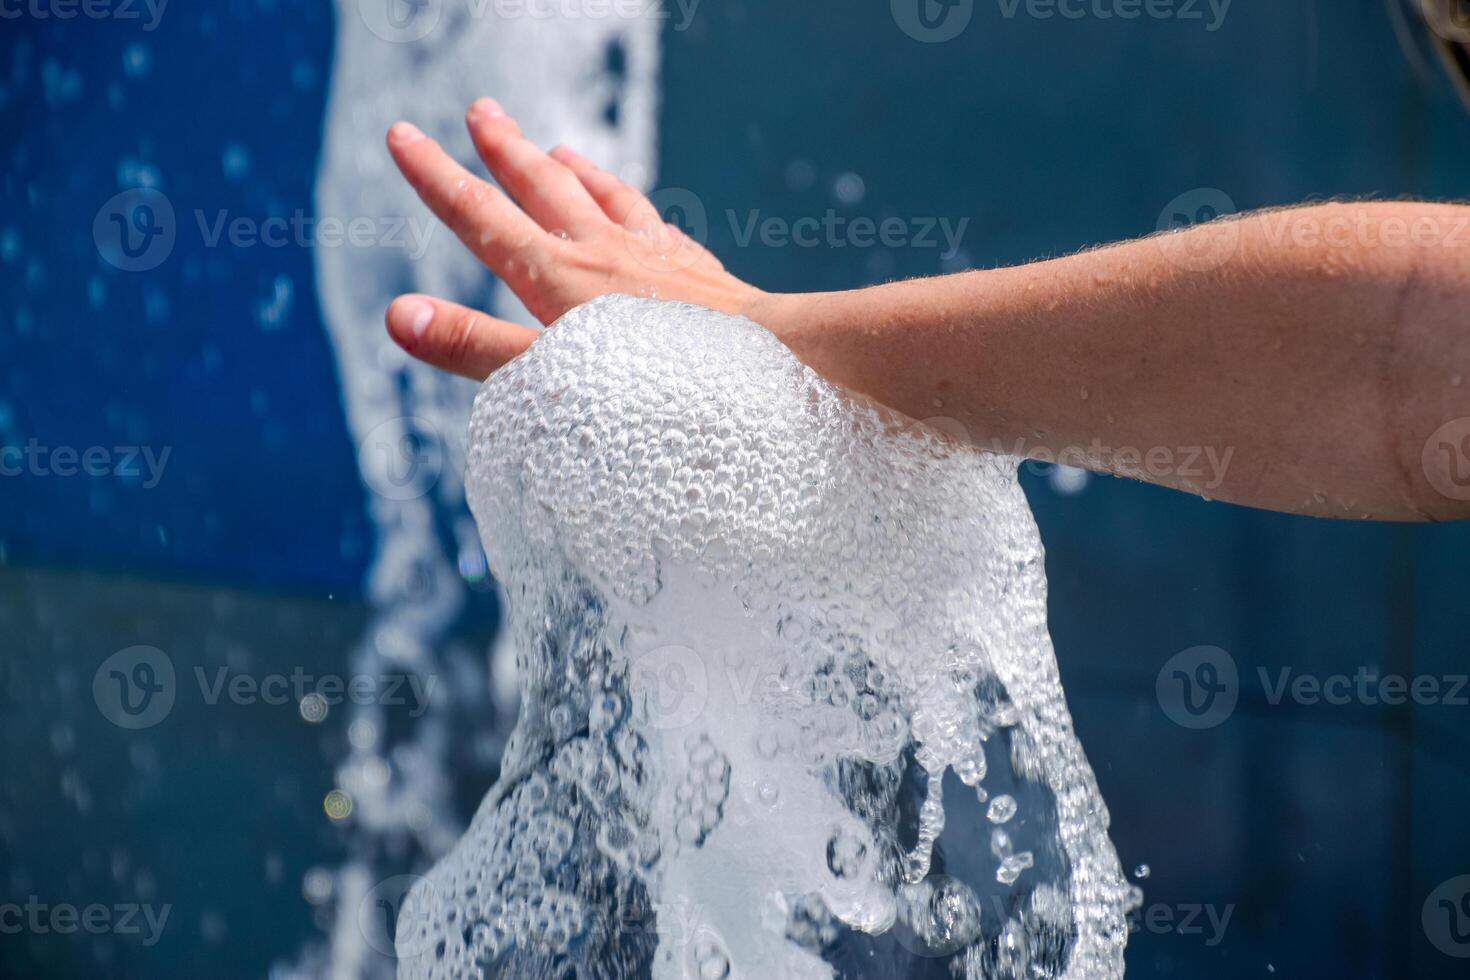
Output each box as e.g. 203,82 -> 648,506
740,289 -> 823,353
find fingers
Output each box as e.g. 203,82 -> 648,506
386,121 -> 548,281
385,294 -> 538,381
549,145 -> 660,230
465,98 -> 607,239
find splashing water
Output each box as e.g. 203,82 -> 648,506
398,296 -> 1137,978
290,5 -> 659,977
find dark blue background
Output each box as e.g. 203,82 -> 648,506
3,1 -> 1470,978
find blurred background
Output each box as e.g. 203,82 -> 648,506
4,0 -> 1470,977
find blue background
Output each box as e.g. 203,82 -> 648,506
4,1 -> 1470,977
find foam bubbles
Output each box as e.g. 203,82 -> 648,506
401,295 -> 1136,978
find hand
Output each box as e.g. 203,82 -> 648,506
383,97 -> 772,380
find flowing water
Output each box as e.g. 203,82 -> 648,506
295,4 -> 659,976
395,296 -> 1137,979
307,7 -> 1132,976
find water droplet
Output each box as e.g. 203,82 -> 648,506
987,794 -> 1017,824
323,789 -> 353,820
833,172 -> 865,206
123,43 -> 151,77
299,693 -> 328,723
222,142 -> 251,181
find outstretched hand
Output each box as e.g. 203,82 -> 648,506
384,98 -> 769,380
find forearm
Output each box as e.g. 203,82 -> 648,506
757,202 -> 1470,521
380,114 -> 1469,521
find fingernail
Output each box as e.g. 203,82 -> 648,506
551,145 -> 593,169
388,298 -> 434,349
468,97 -> 506,122
389,121 -> 426,146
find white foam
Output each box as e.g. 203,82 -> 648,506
399,296 -> 1136,978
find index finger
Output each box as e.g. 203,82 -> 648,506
387,121 -> 549,287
